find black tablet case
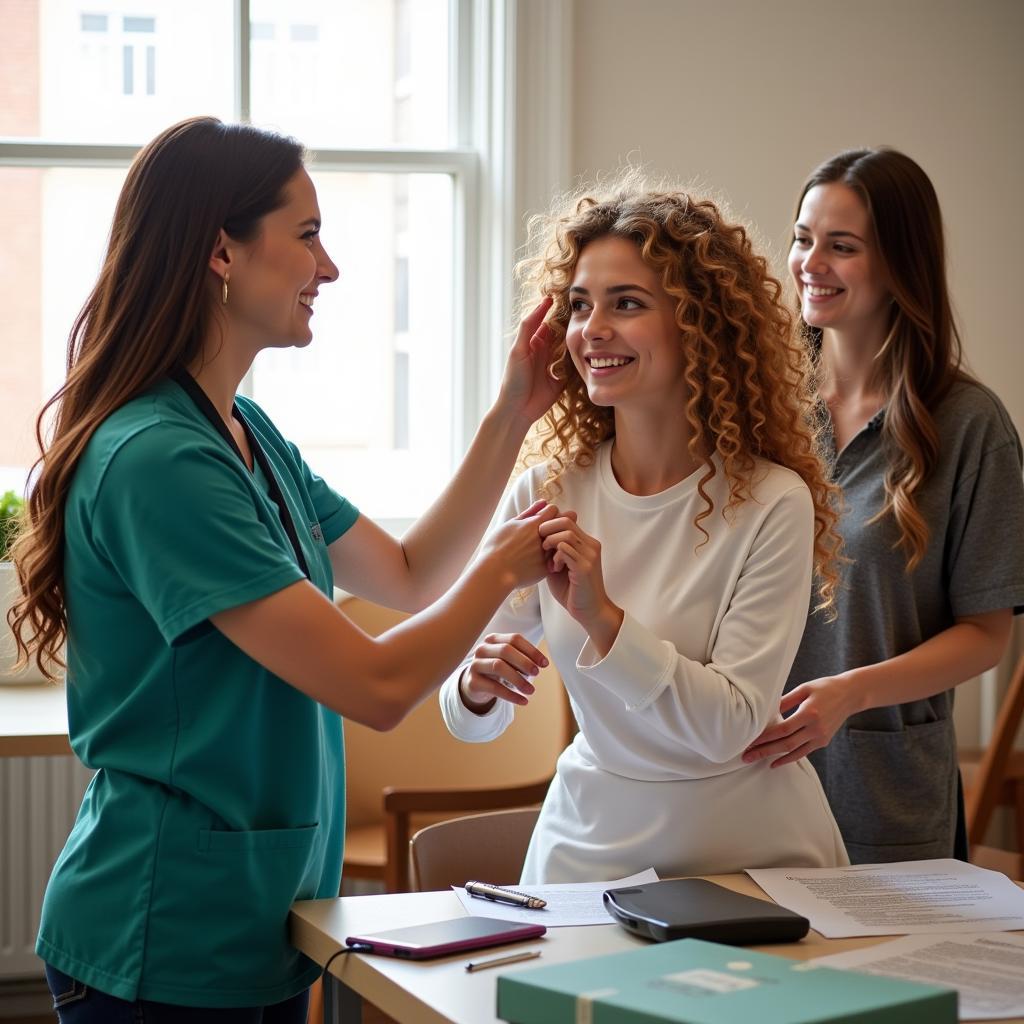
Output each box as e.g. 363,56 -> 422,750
603,878 -> 809,944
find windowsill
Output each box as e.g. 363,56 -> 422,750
0,679 -> 71,757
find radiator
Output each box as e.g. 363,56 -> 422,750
0,755 -> 92,979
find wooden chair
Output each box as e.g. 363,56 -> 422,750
965,649 -> 1024,878
338,595 -> 574,894
410,807 -> 542,892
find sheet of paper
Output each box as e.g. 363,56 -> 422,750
453,868 -> 660,927
746,859 -> 1024,938
812,932 -> 1024,1021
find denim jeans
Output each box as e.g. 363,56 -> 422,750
45,964 -> 310,1023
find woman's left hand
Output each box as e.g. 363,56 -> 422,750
495,296 -> 564,428
741,673 -> 860,768
540,515 -> 623,654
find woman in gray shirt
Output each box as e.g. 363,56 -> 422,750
742,148 -> 1024,863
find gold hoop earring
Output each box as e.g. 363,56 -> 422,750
222,275 -> 229,305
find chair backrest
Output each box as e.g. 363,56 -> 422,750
410,807 -> 542,892
966,648 -> 1024,850
340,595 -> 572,830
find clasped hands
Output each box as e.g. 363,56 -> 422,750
460,513 -> 624,713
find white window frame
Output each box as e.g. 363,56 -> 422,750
0,0 -> 572,534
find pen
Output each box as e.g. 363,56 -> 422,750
465,949 -> 542,973
464,880 -> 547,909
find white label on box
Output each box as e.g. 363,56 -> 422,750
662,968 -> 760,994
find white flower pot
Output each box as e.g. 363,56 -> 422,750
0,560 -> 50,683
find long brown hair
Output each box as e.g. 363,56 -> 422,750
796,148 -> 967,571
9,117 -> 304,679
519,181 -> 843,614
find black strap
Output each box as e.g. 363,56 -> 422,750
170,368 -> 310,579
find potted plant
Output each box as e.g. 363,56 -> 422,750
1,490 -> 45,682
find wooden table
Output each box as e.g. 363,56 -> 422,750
291,872 -> 1024,1024
0,682 -> 71,757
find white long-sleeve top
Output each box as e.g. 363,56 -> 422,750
440,444 -> 847,883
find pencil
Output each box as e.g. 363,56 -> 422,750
465,949 -> 542,972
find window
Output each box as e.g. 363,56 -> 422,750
0,0 -> 546,528
120,16 -> 156,97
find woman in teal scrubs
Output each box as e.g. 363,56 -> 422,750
9,117 -> 563,1021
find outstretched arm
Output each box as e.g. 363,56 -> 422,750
329,298 -> 563,611
742,609 -> 1012,768
214,502 -> 557,731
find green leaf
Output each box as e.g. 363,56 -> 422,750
0,490 -> 26,561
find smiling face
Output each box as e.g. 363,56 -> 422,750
225,167 -> 339,350
565,235 -> 685,415
788,182 -> 891,340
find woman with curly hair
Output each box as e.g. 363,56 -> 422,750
439,182 -> 849,883
743,149 -> 1024,864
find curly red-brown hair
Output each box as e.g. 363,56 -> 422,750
519,180 -> 843,614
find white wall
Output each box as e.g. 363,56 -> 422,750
568,0 -> 1024,430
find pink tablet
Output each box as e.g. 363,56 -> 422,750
345,916 -> 546,960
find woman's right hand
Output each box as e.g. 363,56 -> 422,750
493,296 -> 564,430
478,500 -> 557,590
742,672 -> 862,768
459,632 -> 549,712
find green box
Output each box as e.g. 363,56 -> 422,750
496,939 -> 956,1024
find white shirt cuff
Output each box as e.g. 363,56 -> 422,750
576,610 -> 675,710
439,673 -> 513,742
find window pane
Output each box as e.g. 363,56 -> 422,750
249,0 -> 450,149
0,167 -> 126,492
122,16 -> 155,33
0,0 -> 234,143
0,167 -> 455,516
250,171 -> 454,521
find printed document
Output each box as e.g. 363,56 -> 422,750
813,932 -> 1024,1021
454,868 -> 659,927
746,859 -> 1024,938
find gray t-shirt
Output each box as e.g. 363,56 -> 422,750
787,379 -> 1024,863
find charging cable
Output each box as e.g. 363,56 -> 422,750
322,942 -> 371,979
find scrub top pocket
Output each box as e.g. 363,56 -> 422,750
826,719 -> 956,862
142,823 -> 321,1000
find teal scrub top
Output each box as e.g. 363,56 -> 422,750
36,379 -> 359,1007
